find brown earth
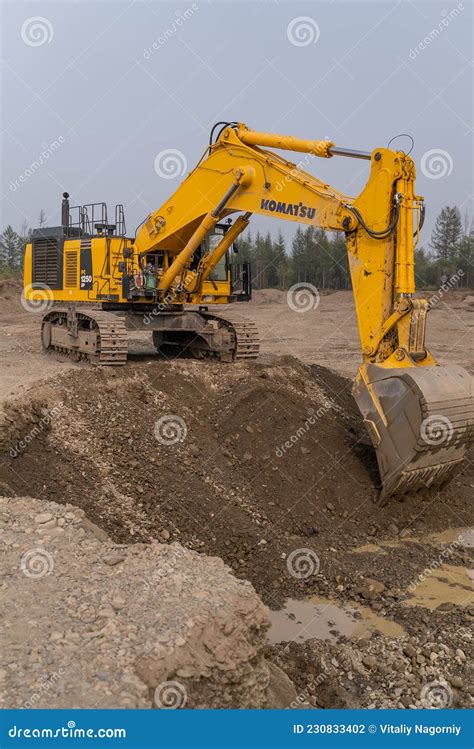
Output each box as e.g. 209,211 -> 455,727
0,279 -> 473,709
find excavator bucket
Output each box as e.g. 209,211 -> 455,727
353,363 -> 474,501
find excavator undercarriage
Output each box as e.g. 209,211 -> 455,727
24,121 -> 474,500
41,305 -> 259,365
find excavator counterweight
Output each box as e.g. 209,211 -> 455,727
23,122 -> 474,500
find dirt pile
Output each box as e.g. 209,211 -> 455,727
250,288 -> 288,305
1,495 -> 281,709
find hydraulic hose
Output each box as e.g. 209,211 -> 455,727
344,200 -> 401,240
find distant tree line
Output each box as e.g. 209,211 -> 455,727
236,206 -> 473,291
1,206 -> 472,290
0,211 -> 45,277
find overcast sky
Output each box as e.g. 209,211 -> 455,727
1,0 -> 472,247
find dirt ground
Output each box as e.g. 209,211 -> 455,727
0,278 -> 473,709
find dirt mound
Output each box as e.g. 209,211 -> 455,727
1,496 -> 276,709
0,277 -> 23,314
1,356 -> 472,613
251,288 -> 288,304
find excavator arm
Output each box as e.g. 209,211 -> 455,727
133,123 -> 473,500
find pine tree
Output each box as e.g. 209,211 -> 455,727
291,227 -> 309,283
456,222 -> 473,288
259,232 -> 280,287
274,231 -> 288,287
1,226 -> 22,268
414,247 -> 437,288
430,206 -> 463,270
38,209 -> 47,228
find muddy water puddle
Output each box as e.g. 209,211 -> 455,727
268,596 -> 404,645
430,527 -> 474,547
404,564 -> 474,610
351,526 -> 473,555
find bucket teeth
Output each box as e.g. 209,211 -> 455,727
353,363 -> 474,501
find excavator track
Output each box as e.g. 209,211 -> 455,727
201,310 -> 260,361
41,307 -> 128,366
148,308 -> 260,363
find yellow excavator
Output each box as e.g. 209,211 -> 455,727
23,122 -> 473,499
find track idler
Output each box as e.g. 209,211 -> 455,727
353,362 -> 474,501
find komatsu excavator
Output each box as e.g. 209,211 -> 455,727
23,122 -> 473,499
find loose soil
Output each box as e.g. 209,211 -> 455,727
1,280 -> 473,709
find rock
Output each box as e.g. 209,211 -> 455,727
455,649 -> 466,662
449,676 -> 463,689
245,426 -> 254,434
437,602 -> 454,612
265,662 -> 301,708
359,577 -> 385,599
403,644 -> 416,658
388,523 -> 399,535
242,453 -> 252,462
38,526 -> 64,537
0,481 -> 15,497
35,512 -> 54,524
300,446 -> 310,454
160,530 -> 171,541
362,655 -> 377,669
103,553 -> 126,566
326,503 -> 335,511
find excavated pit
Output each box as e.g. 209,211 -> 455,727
1,356 -> 473,708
